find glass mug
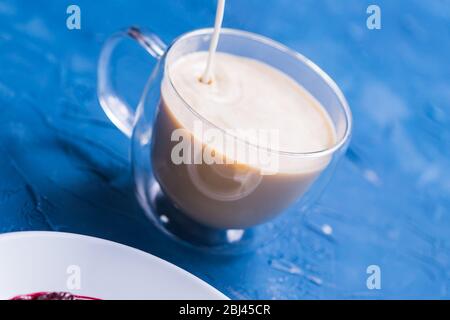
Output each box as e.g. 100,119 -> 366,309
98,27 -> 352,252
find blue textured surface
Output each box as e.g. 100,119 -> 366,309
0,0 -> 449,299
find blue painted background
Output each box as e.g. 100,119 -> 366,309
0,0 -> 449,299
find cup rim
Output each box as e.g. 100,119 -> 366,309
164,28 -> 352,159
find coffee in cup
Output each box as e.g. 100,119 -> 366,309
151,51 -> 336,229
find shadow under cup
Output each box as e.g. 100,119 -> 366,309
135,29 -> 352,251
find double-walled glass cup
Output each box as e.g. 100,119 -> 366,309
98,27 -> 352,253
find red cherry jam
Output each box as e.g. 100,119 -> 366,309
10,292 -> 99,300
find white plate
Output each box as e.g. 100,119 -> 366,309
0,231 -> 227,300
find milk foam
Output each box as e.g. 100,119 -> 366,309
164,51 -> 336,155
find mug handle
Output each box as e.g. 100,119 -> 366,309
97,27 -> 167,138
